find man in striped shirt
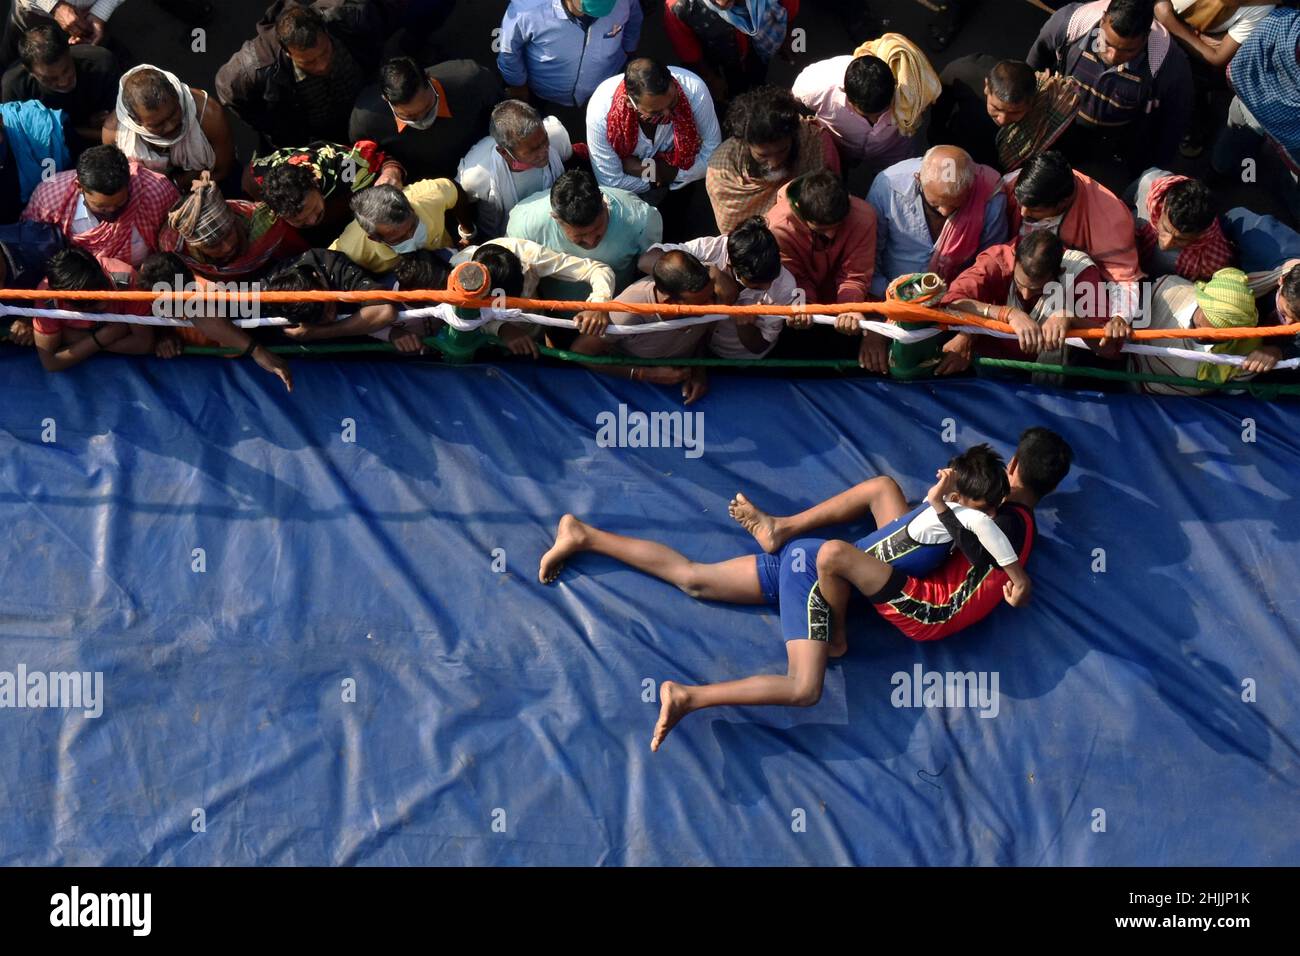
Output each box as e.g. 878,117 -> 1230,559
1027,0 -> 1192,175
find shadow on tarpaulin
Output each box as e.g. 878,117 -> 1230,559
0,352 -> 1296,866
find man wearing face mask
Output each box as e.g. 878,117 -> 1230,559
1002,151 -> 1142,324
15,143 -> 176,348
457,100 -> 574,240
349,56 -> 502,183
2,23 -> 120,154
22,143 -> 178,268
329,178 -> 476,274
1027,0 -> 1192,175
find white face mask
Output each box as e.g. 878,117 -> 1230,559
389,219 -> 428,255
392,82 -> 439,130
1020,214 -> 1064,237
400,108 -> 438,131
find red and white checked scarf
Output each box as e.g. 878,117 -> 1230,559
21,161 -> 180,265
1139,174 -> 1234,282
606,78 -> 702,172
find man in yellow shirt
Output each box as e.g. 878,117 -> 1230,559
329,178 -> 477,273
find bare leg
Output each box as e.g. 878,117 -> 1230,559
539,514 -> 766,604
651,639 -> 830,751
730,476 -> 909,553
816,539 -> 900,657
817,539 -> 896,603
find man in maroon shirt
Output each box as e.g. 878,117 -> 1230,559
936,229 -> 1129,372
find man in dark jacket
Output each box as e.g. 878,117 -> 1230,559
349,56 -> 502,182
216,0 -> 392,152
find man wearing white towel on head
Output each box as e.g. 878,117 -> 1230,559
102,64 -> 235,190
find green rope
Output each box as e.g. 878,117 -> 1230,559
5,322 -> 1296,397
972,358 -> 1300,398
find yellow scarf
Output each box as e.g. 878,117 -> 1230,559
852,34 -> 941,137
1183,0 -> 1243,33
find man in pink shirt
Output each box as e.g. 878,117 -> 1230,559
766,170 -> 887,373
792,54 -> 917,170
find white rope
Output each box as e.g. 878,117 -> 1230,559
2,301 -> 1293,368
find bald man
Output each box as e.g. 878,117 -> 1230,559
570,249 -> 735,404
866,145 -> 1008,297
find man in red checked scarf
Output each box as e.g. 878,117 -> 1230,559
1127,167 -> 1235,281
585,56 -> 722,226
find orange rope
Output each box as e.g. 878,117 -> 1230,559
2,287 -> 1296,342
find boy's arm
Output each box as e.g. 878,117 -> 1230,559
934,502 -> 987,566
926,468 -> 988,566
949,506 -> 1019,568
1001,560 -> 1033,607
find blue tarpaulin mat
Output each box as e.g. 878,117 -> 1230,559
0,352 -> 1297,866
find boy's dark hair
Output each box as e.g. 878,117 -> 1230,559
1163,178 -> 1216,235
844,55 -> 894,115
949,443 -> 1010,506
1105,0 -> 1156,39
139,252 -> 194,289
276,6 -> 326,50
46,247 -> 109,291
393,249 -> 451,291
473,244 -> 525,299
987,60 -> 1037,104
727,217 -> 782,285
1015,426 -> 1073,497
1016,229 -> 1065,282
550,170 -> 604,227
261,163 -> 318,218
263,260 -> 329,325
652,250 -> 711,298
793,170 -> 849,226
1014,150 -> 1075,209
76,145 -> 130,195
18,22 -> 68,69
380,57 -> 425,104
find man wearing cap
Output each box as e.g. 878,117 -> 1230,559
157,171 -> 308,281
1133,267 -> 1281,395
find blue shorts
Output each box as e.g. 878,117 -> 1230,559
754,504 -> 952,642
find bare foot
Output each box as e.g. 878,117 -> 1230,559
6,318 -> 34,347
728,492 -> 785,553
651,680 -> 692,752
538,514 -> 588,584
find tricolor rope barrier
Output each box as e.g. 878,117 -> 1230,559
3,265 -> 1298,393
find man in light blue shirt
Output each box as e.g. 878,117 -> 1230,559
586,59 -> 721,198
507,169 -> 663,298
866,147 -> 1008,299
498,0 -> 643,110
